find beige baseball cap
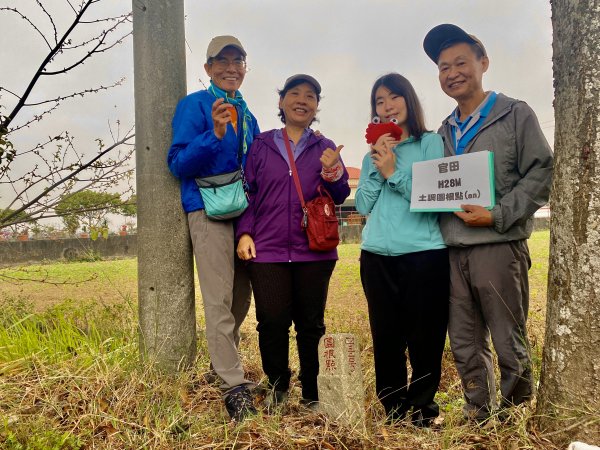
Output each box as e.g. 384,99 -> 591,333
206,35 -> 246,61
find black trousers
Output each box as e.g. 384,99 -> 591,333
248,260 -> 336,401
360,248 -> 449,420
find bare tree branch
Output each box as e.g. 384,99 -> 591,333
7,103 -> 61,134
0,7 -> 52,50
65,0 -> 77,14
1,1 -> 134,231
2,0 -> 100,130
0,87 -> 22,100
7,134 -> 65,160
42,30 -> 132,76
79,13 -> 131,25
0,133 -> 134,226
35,0 -> 58,45
21,78 -> 124,108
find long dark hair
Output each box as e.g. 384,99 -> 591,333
370,73 -> 429,139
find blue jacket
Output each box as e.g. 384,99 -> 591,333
355,132 -> 446,256
167,89 -> 260,213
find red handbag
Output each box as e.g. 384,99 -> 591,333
282,129 -> 340,252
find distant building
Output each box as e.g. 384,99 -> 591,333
346,167 -> 361,200
338,167 -> 365,225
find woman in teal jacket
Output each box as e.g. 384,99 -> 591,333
356,73 -> 449,427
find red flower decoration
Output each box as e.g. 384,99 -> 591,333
365,121 -> 403,144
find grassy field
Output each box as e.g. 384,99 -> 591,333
0,231 -> 556,449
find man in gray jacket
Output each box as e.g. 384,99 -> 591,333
423,24 -> 553,421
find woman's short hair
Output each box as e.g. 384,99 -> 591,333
370,73 -> 429,139
277,78 -> 321,125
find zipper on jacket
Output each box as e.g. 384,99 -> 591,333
288,169 -> 292,262
442,102 -> 513,154
264,131 -> 320,263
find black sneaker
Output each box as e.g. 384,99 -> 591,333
299,398 -> 319,412
202,369 -> 220,385
264,389 -> 289,414
224,386 -> 257,422
384,405 -> 409,425
410,409 -> 434,428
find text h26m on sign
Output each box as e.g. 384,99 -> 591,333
410,151 -> 495,212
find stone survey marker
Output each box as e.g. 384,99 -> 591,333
317,333 -> 365,429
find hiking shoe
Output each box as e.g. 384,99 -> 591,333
410,410 -> 434,428
384,406 -> 409,425
224,386 -> 257,422
263,389 -> 289,414
202,369 -> 220,385
299,398 -> 319,412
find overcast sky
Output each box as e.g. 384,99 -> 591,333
0,0 -> 554,217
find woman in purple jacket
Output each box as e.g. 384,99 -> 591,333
236,74 -> 350,411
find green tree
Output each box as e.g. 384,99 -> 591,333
55,190 -> 122,235
0,208 -> 35,234
119,194 -> 137,217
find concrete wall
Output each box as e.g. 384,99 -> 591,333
0,217 -> 549,266
0,235 -> 137,266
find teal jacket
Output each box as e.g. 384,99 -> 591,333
355,132 -> 446,256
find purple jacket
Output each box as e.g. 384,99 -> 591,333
236,129 -> 350,263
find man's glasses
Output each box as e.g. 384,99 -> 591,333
209,57 -> 247,70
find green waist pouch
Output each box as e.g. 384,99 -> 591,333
195,169 -> 248,220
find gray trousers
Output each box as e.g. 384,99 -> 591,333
188,210 -> 253,391
448,240 -> 534,419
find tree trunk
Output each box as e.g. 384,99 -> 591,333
536,0 -> 600,445
133,0 -> 196,371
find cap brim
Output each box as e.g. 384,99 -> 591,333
213,44 -> 246,58
423,24 -> 477,63
224,44 -> 246,57
283,74 -> 321,94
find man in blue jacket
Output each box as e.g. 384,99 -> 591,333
167,35 -> 260,422
423,24 -> 553,422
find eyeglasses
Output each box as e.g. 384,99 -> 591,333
209,57 -> 247,70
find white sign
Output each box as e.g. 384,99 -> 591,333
410,151 -> 495,212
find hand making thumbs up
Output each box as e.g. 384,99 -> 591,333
320,144 -> 344,169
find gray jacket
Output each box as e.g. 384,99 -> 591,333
437,93 -> 553,247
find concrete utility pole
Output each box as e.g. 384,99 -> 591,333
132,0 -> 196,371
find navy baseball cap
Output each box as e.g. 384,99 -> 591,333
423,24 -> 487,63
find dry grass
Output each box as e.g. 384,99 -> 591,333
0,231 -> 560,449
